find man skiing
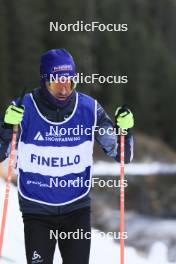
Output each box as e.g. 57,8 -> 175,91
0,49 -> 134,264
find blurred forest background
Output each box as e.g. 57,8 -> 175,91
1,1 -> 176,261
0,0 -> 176,152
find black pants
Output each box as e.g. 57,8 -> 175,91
23,207 -> 91,264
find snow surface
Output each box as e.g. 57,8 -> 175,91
2,159 -> 176,179
93,161 -> 176,176
0,179 -> 175,264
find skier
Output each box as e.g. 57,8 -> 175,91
0,49 -> 134,264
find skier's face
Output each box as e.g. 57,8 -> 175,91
46,78 -> 72,100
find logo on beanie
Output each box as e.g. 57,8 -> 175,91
52,65 -> 73,73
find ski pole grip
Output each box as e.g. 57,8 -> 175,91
13,125 -> 19,133
12,87 -> 27,133
121,104 -> 130,114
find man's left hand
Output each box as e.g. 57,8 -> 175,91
115,106 -> 134,129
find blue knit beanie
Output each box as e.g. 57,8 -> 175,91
40,49 -> 76,82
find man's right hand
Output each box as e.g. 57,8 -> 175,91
4,105 -> 25,125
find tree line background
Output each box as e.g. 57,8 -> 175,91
0,0 -> 176,151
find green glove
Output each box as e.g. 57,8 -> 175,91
4,105 -> 25,125
115,106 -> 134,129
